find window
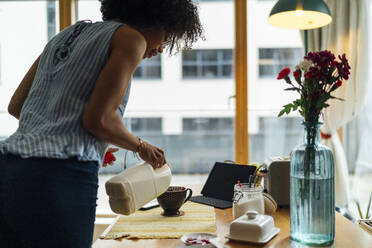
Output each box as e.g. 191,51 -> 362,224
183,117 -> 233,134
258,48 -> 303,78
129,118 -> 162,133
182,49 -> 233,79
47,1 -> 57,40
0,0 -> 58,137
250,117 -> 302,162
247,0 -> 304,169
0,43 -> 2,86
133,55 -> 162,80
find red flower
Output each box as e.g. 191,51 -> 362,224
308,95 -> 312,100
335,80 -> 342,87
104,152 -> 116,164
277,68 -> 291,80
304,72 -> 313,79
293,71 -> 300,78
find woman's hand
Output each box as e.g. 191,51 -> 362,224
103,147 -> 119,167
138,141 -> 167,170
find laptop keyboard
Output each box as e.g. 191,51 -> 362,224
190,195 -> 232,209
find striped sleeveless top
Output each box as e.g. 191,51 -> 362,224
0,20 -> 130,165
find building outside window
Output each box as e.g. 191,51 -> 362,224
0,0 -> 58,138
133,55 -> 162,80
0,44 -> 2,86
249,116 -> 302,162
47,1 -> 57,40
129,117 -> 162,133
182,49 -> 233,79
258,47 -> 303,78
183,117 -> 233,134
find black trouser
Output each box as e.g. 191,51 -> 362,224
0,154 -> 99,248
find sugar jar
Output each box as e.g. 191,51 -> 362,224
233,183 -> 265,219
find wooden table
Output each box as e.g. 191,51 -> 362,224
93,185 -> 372,248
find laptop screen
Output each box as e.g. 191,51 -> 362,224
201,162 -> 257,202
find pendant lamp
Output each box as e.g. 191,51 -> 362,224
268,0 -> 332,53
268,0 -> 332,30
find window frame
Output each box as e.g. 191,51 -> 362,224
182,49 -> 233,79
182,117 -> 234,135
258,47 -> 303,79
133,55 -> 162,80
128,117 -> 163,134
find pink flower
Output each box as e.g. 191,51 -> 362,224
293,71 -> 300,78
335,80 -> 342,87
277,68 -> 291,80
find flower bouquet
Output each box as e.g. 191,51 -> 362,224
277,50 -> 350,246
277,50 -> 350,122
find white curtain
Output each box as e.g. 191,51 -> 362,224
305,0 -> 371,207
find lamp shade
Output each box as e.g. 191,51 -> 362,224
268,0 -> 332,30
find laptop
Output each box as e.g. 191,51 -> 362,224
190,162 -> 257,209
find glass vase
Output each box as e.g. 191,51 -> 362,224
290,121 -> 335,246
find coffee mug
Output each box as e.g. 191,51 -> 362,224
157,186 -> 193,216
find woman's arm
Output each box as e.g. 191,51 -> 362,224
8,56 -> 41,119
83,26 -> 165,167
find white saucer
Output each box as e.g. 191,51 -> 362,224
225,227 -> 280,244
181,233 -> 218,247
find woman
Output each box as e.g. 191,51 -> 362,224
0,0 -> 203,247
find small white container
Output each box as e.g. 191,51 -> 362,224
233,184 -> 264,219
105,162 -> 171,215
225,211 -> 280,244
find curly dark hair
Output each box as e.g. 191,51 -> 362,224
99,0 -> 204,54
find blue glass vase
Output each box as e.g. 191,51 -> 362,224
290,121 -> 335,246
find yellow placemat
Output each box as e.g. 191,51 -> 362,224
100,202 -> 217,239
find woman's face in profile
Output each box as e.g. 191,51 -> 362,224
142,29 -> 166,59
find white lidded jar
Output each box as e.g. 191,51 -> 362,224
233,184 -> 264,219
105,162 -> 172,215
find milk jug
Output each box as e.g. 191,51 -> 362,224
105,162 -> 172,215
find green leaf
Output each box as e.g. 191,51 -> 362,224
284,87 -> 299,91
366,193 -> 372,219
330,84 -> 338,92
278,109 -> 286,117
285,104 -> 293,114
329,95 -> 344,101
294,99 -> 302,106
355,199 -> 363,219
278,103 -> 294,117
